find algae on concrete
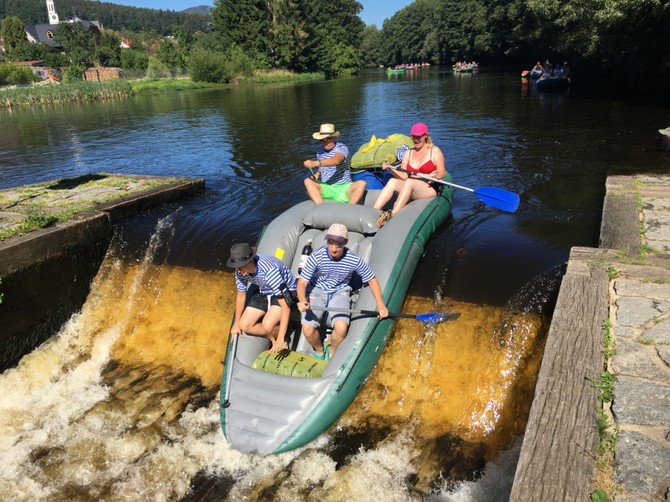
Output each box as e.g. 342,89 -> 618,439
0,173 -> 185,241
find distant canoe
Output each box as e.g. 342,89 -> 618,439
522,69 -> 542,79
386,68 -> 404,74
536,77 -> 571,90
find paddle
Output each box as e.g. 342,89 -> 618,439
221,331 -> 239,408
309,306 -> 459,324
388,164 -> 520,213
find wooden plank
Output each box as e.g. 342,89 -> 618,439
510,247 -> 608,501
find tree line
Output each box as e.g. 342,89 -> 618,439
1,0 -> 668,93
366,0 -> 669,92
0,0 -> 210,35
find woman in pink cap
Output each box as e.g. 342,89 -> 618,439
373,122 -> 446,227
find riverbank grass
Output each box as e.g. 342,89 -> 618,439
0,70 -> 325,107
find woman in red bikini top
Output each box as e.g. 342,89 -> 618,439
373,122 -> 447,227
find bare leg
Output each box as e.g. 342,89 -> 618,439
373,178 -> 404,210
393,178 -> 435,213
304,177 -> 324,204
347,180 -> 366,204
302,324 -> 325,356
238,307 -> 273,339
329,319 -> 349,356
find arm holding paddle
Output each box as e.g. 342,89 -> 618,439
388,164 -> 520,213
230,291 -> 246,337
366,278 -> 389,320
373,122 -> 447,227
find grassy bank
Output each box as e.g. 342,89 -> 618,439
0,70 -> 324,108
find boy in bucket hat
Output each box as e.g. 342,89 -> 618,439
303,123 -> 366,205
296,223 -> 388,360
227,243 -> 297,353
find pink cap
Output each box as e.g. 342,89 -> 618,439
410,122 -> 428,136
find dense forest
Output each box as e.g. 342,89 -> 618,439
0,0 -> 210,35
1,0 -> 668,94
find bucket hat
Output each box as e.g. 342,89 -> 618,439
226,243 -> 254,268
324,223 -> 348,243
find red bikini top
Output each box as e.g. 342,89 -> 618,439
407,147 -> 436,175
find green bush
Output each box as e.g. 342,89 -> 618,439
146,56 -> 172,78
61,65 -> 85,82
0,63 -> 39,86
188,47 -> 228,83
120,48 -> 149,71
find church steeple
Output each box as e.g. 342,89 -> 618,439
46,0 -> 60,25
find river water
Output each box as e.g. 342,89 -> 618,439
1,68 -> 668,501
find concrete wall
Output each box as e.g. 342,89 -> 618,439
0,178 -> 204,371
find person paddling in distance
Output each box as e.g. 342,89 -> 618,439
303,123 -> 366,205
227,243 -> 297,354
296,223 -> 388,360
373,122 -> 447,227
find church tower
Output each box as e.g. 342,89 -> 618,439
46,0 -> 60,25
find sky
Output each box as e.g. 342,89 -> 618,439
110,0 -> 413,28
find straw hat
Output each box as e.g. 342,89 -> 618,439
312,123 -> 340,140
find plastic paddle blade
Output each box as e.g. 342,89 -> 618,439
474,187 -> 520,212
415,312 -> 448,324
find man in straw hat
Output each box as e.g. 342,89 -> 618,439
296,223 -> 388,360
303,123 -> 366,205
227,243 -> 297,353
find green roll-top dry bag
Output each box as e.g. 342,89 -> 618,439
252,350 -> 328,378
350,133 -> 413,170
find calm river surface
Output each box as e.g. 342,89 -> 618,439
1,69 -> 669,501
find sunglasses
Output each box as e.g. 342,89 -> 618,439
410,135 -> 425,141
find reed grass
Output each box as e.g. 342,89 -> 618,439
0,70 -> 325,108
0,80 -> 133,108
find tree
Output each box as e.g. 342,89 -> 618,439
120,48 -> 149,70
266,0 -> 308,70
55,22 -> 96,66
360,25 -> 383,66
156,39 -> 183,72
173,24 -> 192,54
302,0 -> 364,74
1,16 -> 26,58
96,33 -> 121,67
212,0 -> 269,57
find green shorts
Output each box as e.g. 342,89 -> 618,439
320,182 -> 351,203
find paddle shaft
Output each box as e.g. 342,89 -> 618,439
309,305 -> 419,319
387,163 -> 519,212
221,331 -> 239,408
389,164 -> 474,192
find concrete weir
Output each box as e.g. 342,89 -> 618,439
0,174 -> 205,371
511,175 -> 670,501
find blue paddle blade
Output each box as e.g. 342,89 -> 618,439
474,186 -> 520,212
415,312 -> 448,324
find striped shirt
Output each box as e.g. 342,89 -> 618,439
317,142 -> 351,185
235,255 -> 297,295
300,246 -> 375,293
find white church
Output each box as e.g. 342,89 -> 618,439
23,0 -> 102,50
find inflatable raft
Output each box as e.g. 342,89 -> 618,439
220,184 -> 453,455
536,77 -> 571,90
